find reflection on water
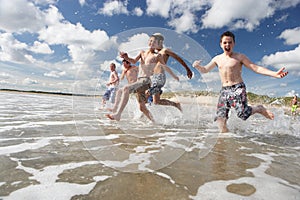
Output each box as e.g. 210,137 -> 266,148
0,91 -> 299,200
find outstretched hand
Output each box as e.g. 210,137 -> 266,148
276,67 -> 288,78
192,60 -> 201,68
120,52 -> 128,59
186,68 -> 193,79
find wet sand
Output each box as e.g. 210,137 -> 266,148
0,92 -> 299,199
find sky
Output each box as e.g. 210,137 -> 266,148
0,0 -> 299,97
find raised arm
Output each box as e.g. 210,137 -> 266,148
192,58 -> 217,73
120,51 -> 142,64
120,69 -> 126,80
165,49 -> 193,79
162,64 -> 179,81
242,54 -> 288,78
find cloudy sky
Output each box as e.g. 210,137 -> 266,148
0,0 -> 299,97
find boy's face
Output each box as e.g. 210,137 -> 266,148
220,36 -> 235,53
123,61 -> 130,68
148,36 -> 159,49
110,64 -> 115,71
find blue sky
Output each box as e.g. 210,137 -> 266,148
0,0 -> 299,97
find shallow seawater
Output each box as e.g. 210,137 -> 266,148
0,91 -> 299,200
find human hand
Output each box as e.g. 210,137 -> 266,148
276,67 -> 288,78
192,60 -> 201,68
120,52 -> 128,59
187,68 -> 193,79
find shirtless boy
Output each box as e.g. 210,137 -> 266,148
152,33 -> 193,79
144,33 -> 190,110
106,34 -> 166,122
102,63 -> 119,106
193,31 -> 288,133
108,59 -> 138,113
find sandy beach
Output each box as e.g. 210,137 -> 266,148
0,91 -> 299,199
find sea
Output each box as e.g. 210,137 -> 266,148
0,91 -> 299,200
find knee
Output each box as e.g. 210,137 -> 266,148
122,86 -> 129,92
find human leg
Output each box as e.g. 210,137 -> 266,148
102,88 -> 111,105
214,88 -> 230,133
139,101 -> 154,122
109,87 -> 117,104
106,78 -> 150,121
216,118 -> 229,133
106,86 -> 130,121
251,105 -> 274,119
153,94 -> 182,111
107,89 -> 122,112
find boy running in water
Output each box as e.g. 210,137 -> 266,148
106,34 -> 166,122
102,63 -> 119,107
193,31 -> 288,133
107,59 -> 138,113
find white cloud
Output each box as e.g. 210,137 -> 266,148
118,33 -> 150,58
285,90 -> 299,97
30,41 -> 54,54
278,27 -> 300,45
78,0 -> 86,6
200,71 -> 220,84
201,0 -> 275,31
37,6 -> 109,64
0,72 -> 13,79
44,70 -> 66,78
0,0 -> 46,33
168,11 -> 197,33
261,27 -> 300,76
98,1 -> 129,16
133,7 -> 143,16
146,0 -> 172,18
261,45 -> 300,72
23,77 -> 38,85
0,32 -> 31,63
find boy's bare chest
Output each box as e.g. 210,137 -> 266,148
143,52 -> 158,65
218,56 -> 242,71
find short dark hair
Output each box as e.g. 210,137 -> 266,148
122,59 -> 130,64
220,31 -> 235,43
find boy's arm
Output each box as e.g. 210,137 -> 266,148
120,51 -> 142,64
242,54 -> 288,78
192,58 -> 217,73
120,69 -> 126,80
165,49 -> 193,79
162,64 -> 179,81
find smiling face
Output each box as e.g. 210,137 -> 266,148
148,36 -> 159,50
220,36 -> 235,54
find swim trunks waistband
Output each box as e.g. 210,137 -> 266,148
222,82 -> 245,90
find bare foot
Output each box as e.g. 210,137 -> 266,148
105,114 -> 120,121
255,105 -> 274,120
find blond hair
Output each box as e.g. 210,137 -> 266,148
151,33 -> 164,48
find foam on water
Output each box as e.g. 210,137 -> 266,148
1,91 -> 300,199
191,153 -> 300,200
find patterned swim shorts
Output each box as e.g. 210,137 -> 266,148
215,82 -> 252,121
148,73 -> 166,96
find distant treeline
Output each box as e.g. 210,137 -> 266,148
162,90 -> 294,107
0,89 -> 90,97
1,88 -> 294,107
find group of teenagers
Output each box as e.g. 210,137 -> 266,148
102,31 -> 288,133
